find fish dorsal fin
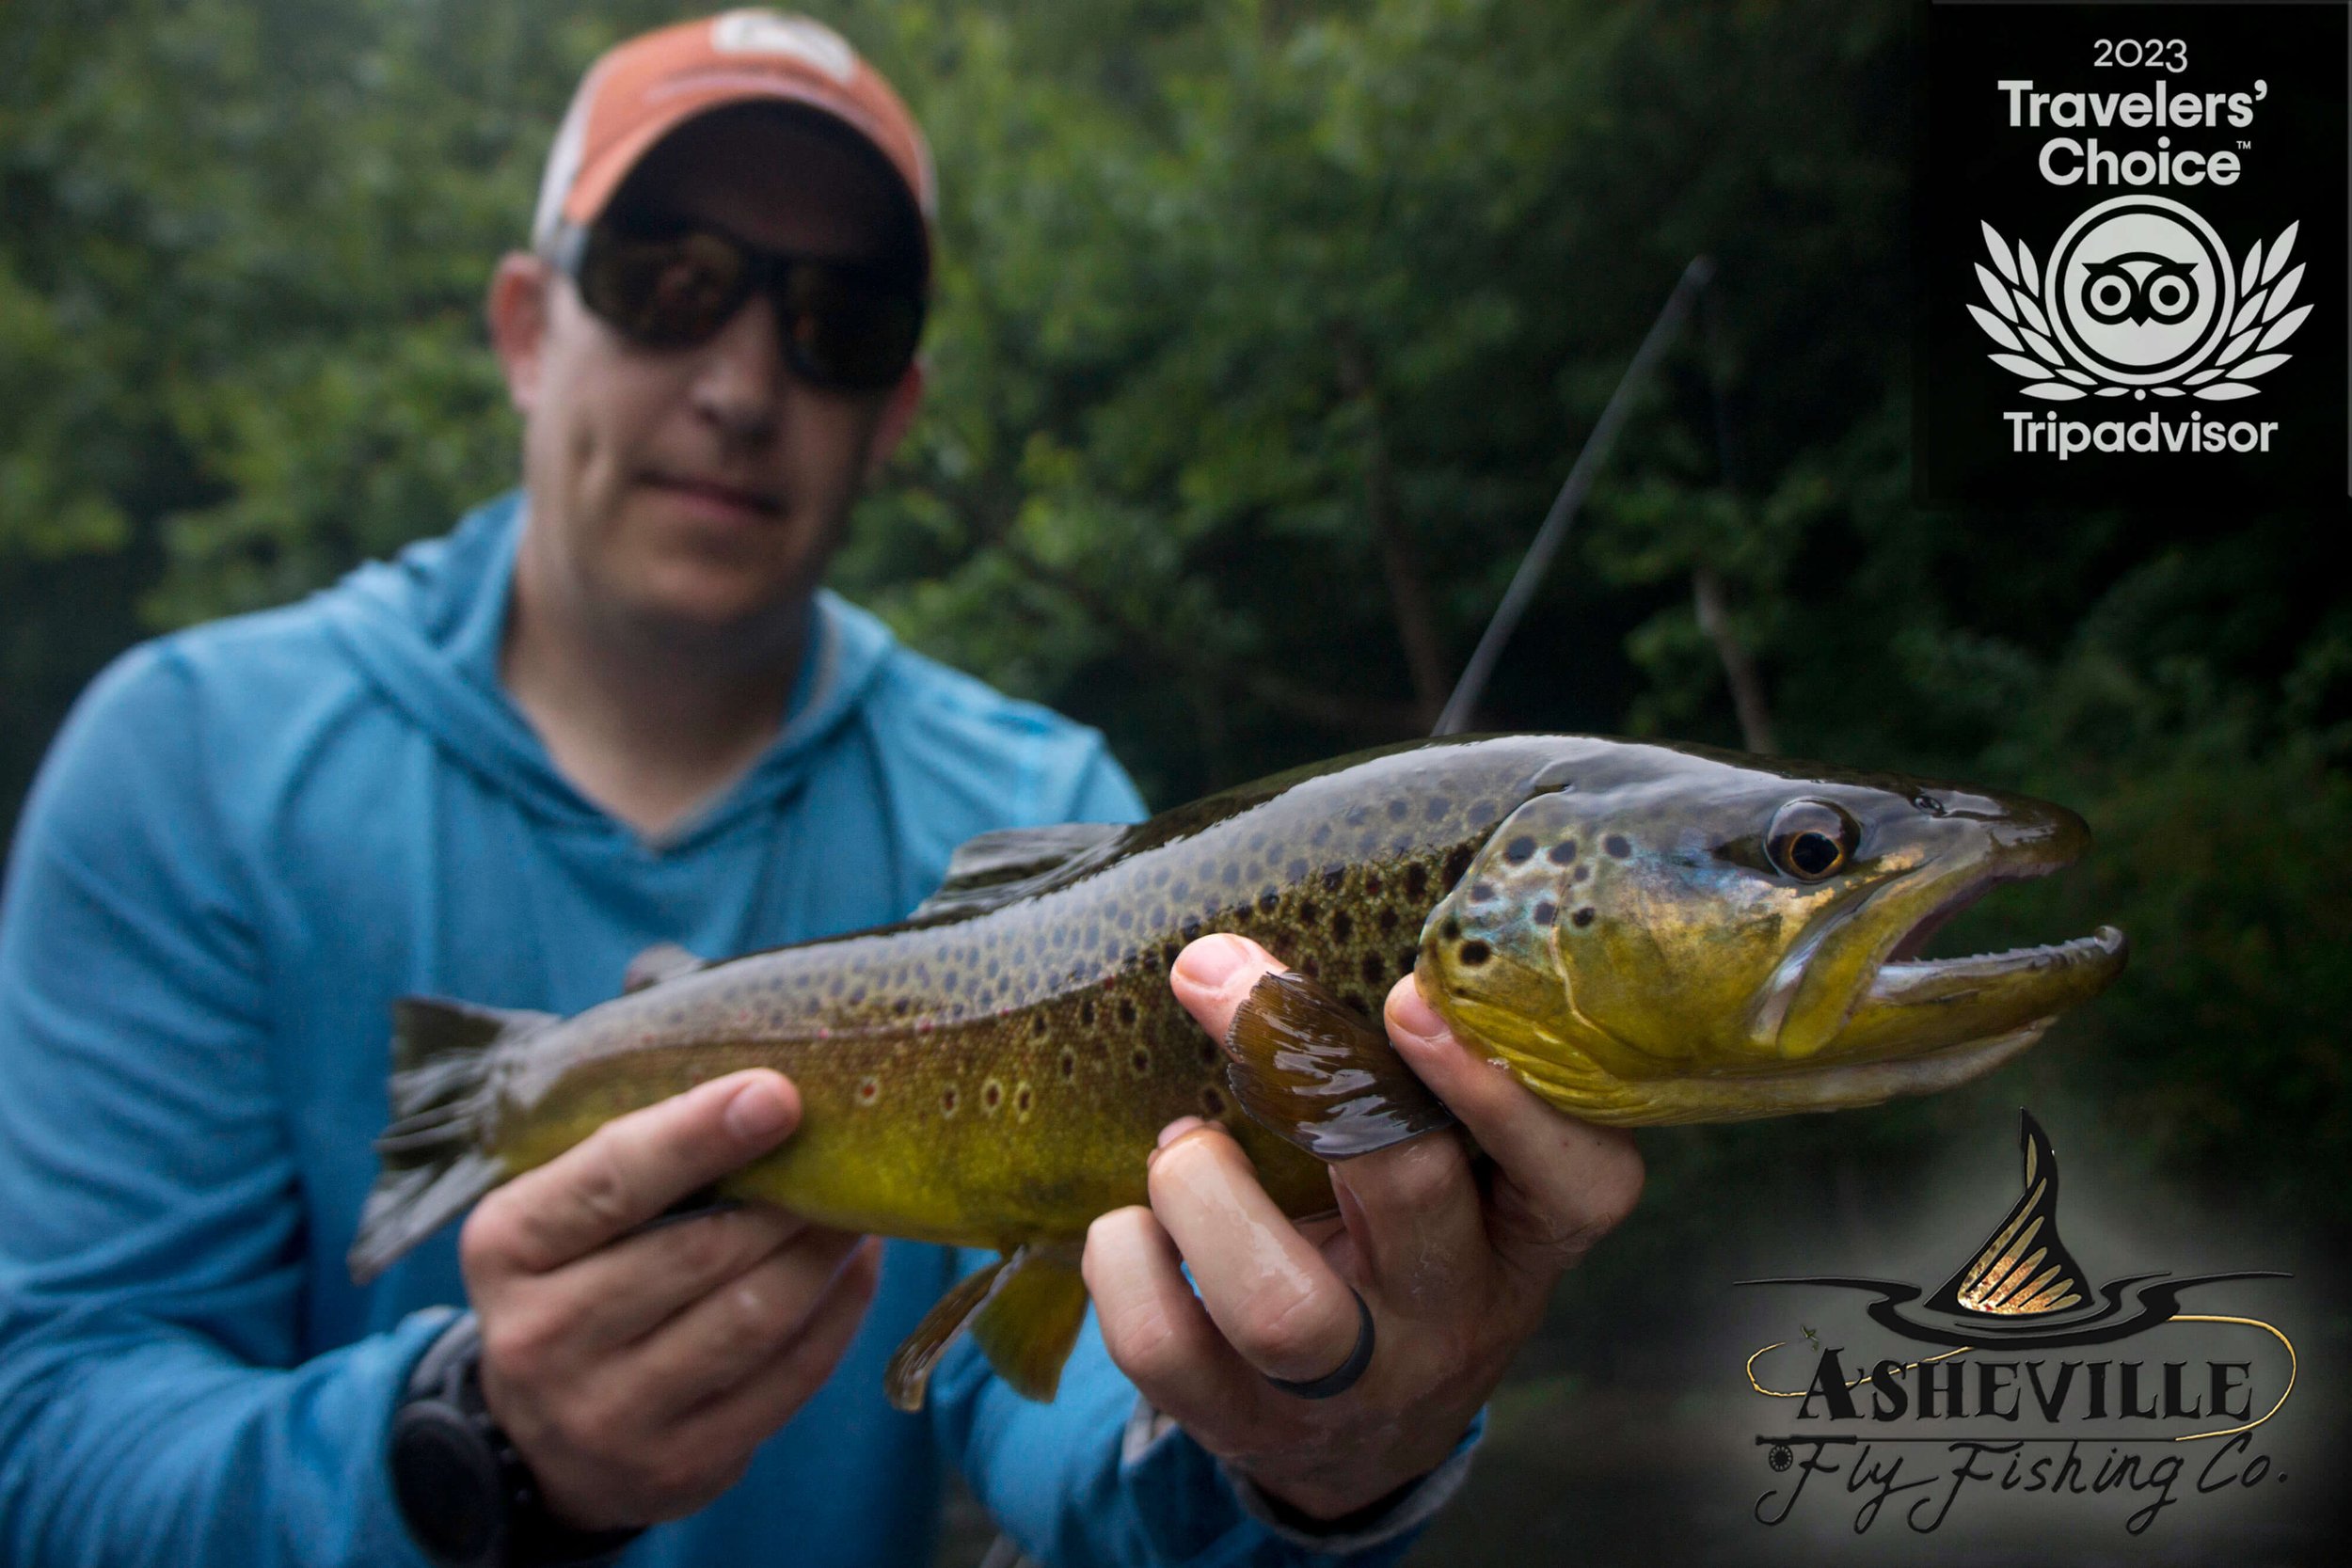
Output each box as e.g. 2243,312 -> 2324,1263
1223,971 -> 1458,1160
624,942 -> 707,994
882,1243 -> 1092,1411
909,822 -> 1129,921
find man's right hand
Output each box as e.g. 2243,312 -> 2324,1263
459,1069 -> 880,1532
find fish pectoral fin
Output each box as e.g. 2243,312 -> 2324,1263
622,942 -> 707,993
910,823 -> 1130,920
883,1243 -> 1092,1412
971,1243 -> 1091,1404
1223,971 -> 1458,1160
885,1257 -> 1007,1413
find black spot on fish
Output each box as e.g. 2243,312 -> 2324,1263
1405,863 -> 1429,899
1118,998 -> 1137,1025
1441,845 -> 1475,892
1377,906 -> 1399,934
1287,859 -> 1309,881
1458,941 -> 1492,966
1574,864 -> 1592,883
1388,798 -> 1409,820
1397,949 -> 1417,975
1300,956 -> 1322,980
1297,899 -> 1320,925
1441,917 -> 1461,941
1331,911 -> 1353,942
984,958 -> 1000,979
1533,900 -> 1558,926
1199,1037 -> 1217,1066
1323,866 -> 1345,893
1181,921 -> 1202,942
1257,890 -> 1279,914
1131,1048 -> 1152,1075
1361,954 -> 1387,988
1469,880 -> 1497,903
1573,907 -> 1597,928
1080,998 -> 1096,1027
1200,1085 -> 1225,1117
1059,1049 -> 1077,1081
1032,1014 -> 1049,1036
892,999 -> 912,1017
1548,839 -> 1578,865
1248,830 -> 1267,852
1503,835 -> 1536,864
1605,834 -> 1631,859
1311,822 -> 1333,847
1220,862 -> 1240,888
1344,804 -> 1370,827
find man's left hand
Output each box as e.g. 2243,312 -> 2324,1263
1082,932 -> 1646,1522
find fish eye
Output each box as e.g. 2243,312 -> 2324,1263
1766,800 -> 1858,881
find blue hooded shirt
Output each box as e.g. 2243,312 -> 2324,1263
0,495 -> 1449,1567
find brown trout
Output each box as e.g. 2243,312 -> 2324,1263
350,735 -> 2125,1406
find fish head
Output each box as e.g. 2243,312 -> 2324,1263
1415,742 -> 2126,1124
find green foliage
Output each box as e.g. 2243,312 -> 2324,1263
3,0 -> 2344,1316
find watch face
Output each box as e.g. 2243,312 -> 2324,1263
390,1402 -> 505,1568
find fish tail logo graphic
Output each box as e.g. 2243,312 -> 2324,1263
1970,197 -> 2311,403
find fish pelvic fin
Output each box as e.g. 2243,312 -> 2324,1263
883,1243 -> 1091,1411
346,997 -> 553,1285
1223,971 -> 1457,1160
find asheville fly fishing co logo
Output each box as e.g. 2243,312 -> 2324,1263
1916,4 -> 2346,507
1735,1114 -> 2301,1542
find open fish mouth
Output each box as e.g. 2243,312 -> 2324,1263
1839,862 -> 2129,1060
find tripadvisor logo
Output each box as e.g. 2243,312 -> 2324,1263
1971,198 -> 2309,459
1915,7 -> 2346,507
1735,1114 -> 2299,1540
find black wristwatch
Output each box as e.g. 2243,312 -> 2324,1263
389,1313 -> 643,1568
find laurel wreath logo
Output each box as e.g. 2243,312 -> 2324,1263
1969,218 -> 2310,402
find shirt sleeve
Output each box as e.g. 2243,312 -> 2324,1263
0,644 -> 442,1568
926,743 -> 1471,1565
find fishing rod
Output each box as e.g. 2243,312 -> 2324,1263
1431,255 -> 1719,738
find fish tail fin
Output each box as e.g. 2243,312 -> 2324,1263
347,997 -> 555,1284
883,1243 -> 1091,1411
1222,970 -> 1457,1159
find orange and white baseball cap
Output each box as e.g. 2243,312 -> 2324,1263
530,10 -> 934,269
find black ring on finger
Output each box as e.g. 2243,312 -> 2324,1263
1263,1288 -> 1375,1400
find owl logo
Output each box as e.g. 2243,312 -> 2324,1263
1969,196 -> 2310,403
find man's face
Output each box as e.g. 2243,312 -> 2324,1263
495,108 -> 921,644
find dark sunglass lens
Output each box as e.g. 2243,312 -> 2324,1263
781,266 -> 923,390
582,229 -> 753,347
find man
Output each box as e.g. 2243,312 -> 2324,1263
0,12 -> 1642,1567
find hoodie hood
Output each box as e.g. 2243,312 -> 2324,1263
318,491 -> 899,850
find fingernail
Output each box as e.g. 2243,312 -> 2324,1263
724,1076 -> 792,1143
1155,1116 -> 1206,1151
1386,981 -> 1450,1048
1172,933 -> 1253,990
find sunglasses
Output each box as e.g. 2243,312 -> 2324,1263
548,219 -> 925,393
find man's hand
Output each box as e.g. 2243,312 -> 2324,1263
459,1070 -> 880,1531
1084,934 -> 1645,1522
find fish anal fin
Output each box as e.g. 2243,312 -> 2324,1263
885,1258 -> 1006,1413
910,823 -> 1128,921
623,942 -> 707,994
970,1243 -> 1090,1404
1223,971 -> 1457,1160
